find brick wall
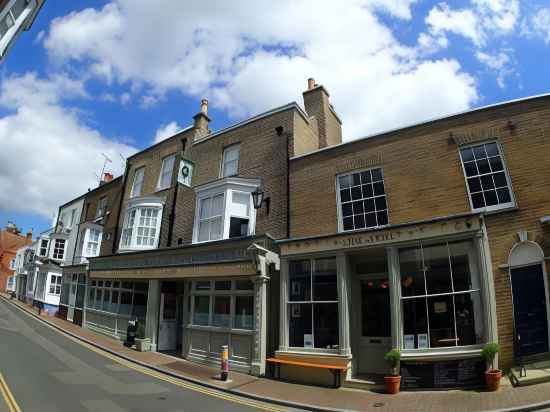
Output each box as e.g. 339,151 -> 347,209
289,96 -> 550,368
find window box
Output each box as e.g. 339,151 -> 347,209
192,177 -> 259,244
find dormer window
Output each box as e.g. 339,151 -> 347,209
119,198 -> 164,251
193,177 -> 258,244
221,144 -> 240,177
130,167 -> 145,198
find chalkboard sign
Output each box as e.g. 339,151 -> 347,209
401,358 -> 484,390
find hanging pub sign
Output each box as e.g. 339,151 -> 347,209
178,158 -> 194,187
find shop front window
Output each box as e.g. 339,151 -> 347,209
399,240 -> 484,350
188,279 -> 254,330
288,258 -> 339,350
86,280 -> 148,319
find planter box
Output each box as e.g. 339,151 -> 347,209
135,338 -> 151,352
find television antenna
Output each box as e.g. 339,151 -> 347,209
99,153 -> 112,184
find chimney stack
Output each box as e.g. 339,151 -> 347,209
302,78 -> 342,149
193,98 -> 211,140
26,229 -> 32,240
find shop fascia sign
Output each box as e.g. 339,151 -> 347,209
281,216 -> 480,256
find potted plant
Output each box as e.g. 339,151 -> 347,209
134,321 -> 151,352
384,349 -> 401,394
481,343 -> 501,391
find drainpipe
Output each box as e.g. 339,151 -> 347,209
167,138 -> 188,247
112,160 -> 130,254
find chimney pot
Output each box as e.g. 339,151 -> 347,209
103,172 -> 114,183
26,230 -> 32,239
307,78 -> 315,90
200,98 -> 208,115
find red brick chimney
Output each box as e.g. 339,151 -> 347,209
193,98 -> 211,140
302,78 -> 342,149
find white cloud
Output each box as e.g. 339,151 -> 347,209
425,0 -> 520,47
0,73 -> 137,218
153,121 -> 182,144
525,8 -> 550,44
44,0 -> 478,139
476,49 -> 515,88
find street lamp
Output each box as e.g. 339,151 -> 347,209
251,189 -> 270,215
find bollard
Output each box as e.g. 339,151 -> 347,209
220,345 -> 229,381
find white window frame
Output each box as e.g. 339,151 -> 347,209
0,0 -> 33,54
96,196 -> 108,218
9,258 -> 15,270
187,279 -> 255,331
118,200 -> 163,251
157,154 -> 176,191
83,227 -> 103,258
52,238 -> 66,260
38,238 -> 49,257
192,177 -> 259,244
336,167 -> 390,233
68,209 -> 76,228
48,275 -> 62,296
458,141 -> 516,213
221,144 -> 240,178
87,279 -> 148,318
130,167 -> 145,198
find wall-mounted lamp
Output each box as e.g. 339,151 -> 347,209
252,189 -> 270,215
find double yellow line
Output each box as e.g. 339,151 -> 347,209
3,297 -> 286,412
0,373 -> 21,412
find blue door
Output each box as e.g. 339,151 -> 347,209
511,265 -> 549,356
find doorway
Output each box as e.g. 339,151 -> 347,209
511,264 -> 550,357
357,274 -> 392,375
158,292 -> 178,351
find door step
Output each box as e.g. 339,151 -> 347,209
510,356 -> 550,386
343,374 -> 385,391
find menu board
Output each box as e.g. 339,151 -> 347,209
401,359 -> 484,389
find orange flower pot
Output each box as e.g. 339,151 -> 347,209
384,375 -> 401,394
485,369 -> 502,392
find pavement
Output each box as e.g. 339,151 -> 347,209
3,294 -> 550,412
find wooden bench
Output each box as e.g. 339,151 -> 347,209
266,357 -> 348,388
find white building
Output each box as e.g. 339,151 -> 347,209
0,0 -> 45,60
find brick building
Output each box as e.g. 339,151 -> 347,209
0,222 -> 32,293
274,91 -> 550,389
83,81 -> 339,375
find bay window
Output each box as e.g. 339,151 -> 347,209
49,275 -> 62,295
119,201 -> 163,250
193,177 -> 258,244
399,240 -> 484,350
188,279 -> 255,330
288,258 -> 339,350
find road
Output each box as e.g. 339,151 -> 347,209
0,298 -> 297,412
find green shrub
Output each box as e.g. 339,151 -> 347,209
384,349 -> 401,376
136,321 -> 146,340
481,343 -> 499,370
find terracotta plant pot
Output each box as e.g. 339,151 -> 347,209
384,375 -> 401,394
485,369 -> 502,392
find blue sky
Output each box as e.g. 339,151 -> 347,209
0,0 -> 549,238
